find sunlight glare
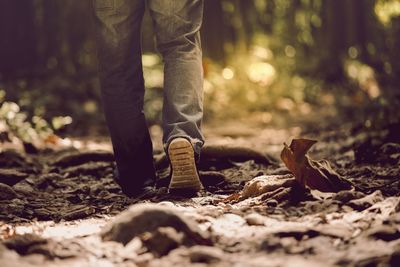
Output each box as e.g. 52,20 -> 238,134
247,62 -> 276,86
222,67 -> 234,80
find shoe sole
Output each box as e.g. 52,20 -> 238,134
168,138 -> 203,193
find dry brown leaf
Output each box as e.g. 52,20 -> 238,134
221,175 -> 295,203
280,138 -> 352,192
241,175 -> 295,199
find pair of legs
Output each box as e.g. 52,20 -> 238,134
93,0 -> 205,195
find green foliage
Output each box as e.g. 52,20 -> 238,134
0,89 -> 72,144
375,0 -> 400,26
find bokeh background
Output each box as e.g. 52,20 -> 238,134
0,0 -> 399,144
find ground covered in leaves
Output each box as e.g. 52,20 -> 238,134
1,114 -> 400,267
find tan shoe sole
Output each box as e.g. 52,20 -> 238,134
168,138 -> 203,193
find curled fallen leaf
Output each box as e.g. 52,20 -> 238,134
221,174 -> 295,203
280,138 -> 352,192
240,175 -> 295,199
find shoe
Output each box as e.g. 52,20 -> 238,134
127,186 -> 157,199
113,168 -> 156,198
167,137 -> 203,193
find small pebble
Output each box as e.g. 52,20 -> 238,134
266,199 -> 278,207
245,213 -> 265,226
0,182 -> 17,200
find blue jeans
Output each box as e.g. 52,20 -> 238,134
93,0 -> 205,190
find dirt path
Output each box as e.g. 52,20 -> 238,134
1,116 -> 400,267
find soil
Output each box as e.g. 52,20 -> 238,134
1,111 -> 400,267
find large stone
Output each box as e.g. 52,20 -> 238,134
141,227 -> 184,256
244,213 -> 265,226
0,150 -> 28,168
366,225 -> 400,241
0,169 -> 28,186
0,182 -> 17,200
101,204 -> 212,246
189,245 -> 224,264
3,234 -> 47,255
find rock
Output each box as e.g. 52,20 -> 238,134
213,213 -> 246,228
141,227 -> 184,256
0,169 -> 28,186
245,213 -> 265,226
390,247 -> 400,266
380,142 -> 400,155
348,190 -> 384,211
33,208 -> 54,220
122,237 -> 143,257
313,225 -> 352,239
26,239 -> 76,259
189,245 -> 224,264
266,199 -> 278,207
134,252 -> 154,266
269,225 -> 320,241
0,150 -> 28,168
101,204 -> 212,246
333,190 -> 366,203
0,198 -> 25,219
366,225 -> 400,241
0,183 -> 17,200
354,138 -> 400,164
12,180 -> 35,195
379,143 -> 400,164
4,234 -> 47,255
260,236 -> 282,251
32,173 -> 64,189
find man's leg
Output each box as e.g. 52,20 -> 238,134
148,0 -> 205,192
93,0 -> 156,196
147,0 -> 205,157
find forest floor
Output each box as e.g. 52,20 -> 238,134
1,107 -> 400,267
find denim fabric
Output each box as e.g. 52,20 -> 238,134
92,0 -> 205,188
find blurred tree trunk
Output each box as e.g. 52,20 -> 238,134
232,0 -> 248,53
0,0 -> 36,79
392,20 -> 400,85
42,0 -> 62,73
202,0 -> 226,63
318,0 -> 347,82
238,0 -> 258,49
287,0 -> 300,45
64,1 -> 94,76
346,0 -> 368,59
257,1 -> 275,34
